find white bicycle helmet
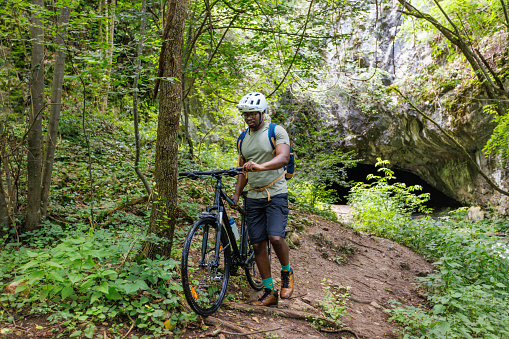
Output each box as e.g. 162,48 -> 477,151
236,92 -> 268,112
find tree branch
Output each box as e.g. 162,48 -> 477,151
396,0 -> 499,99
475,48 -> 506,92
268,0 -> 315,98
500,0 -> 509,30
392,87 -> 509,197
212,25 -> 348,39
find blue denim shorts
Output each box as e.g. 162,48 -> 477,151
245,193 -> 289,244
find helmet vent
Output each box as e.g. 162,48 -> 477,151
256,99 -> 260,105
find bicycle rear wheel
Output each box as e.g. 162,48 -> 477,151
181,217 -> 231,316
245,241 -> 270,291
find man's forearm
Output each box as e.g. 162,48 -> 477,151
234,175 -> 248,197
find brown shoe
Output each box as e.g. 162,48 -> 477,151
250,288 -> 278,307
280,269 -> 294,299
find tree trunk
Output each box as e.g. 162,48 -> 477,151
133,0 -> 151,196
41,4 -> 72,220
0,137 -> 10,233
101,0 -> 116,112
25,0 -> 45,231
182,78 -> 194,156
143,0 -> 187,259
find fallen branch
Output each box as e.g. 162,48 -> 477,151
223,302 -> 339,329
202,316 -> 264,339
122,315 -> 135,339
320,328 -> 360,338
97,196 -> 149,221
212,326 -> 281,337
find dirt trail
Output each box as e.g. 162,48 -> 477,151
181,205 -> 434,339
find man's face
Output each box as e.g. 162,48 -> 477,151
243,111 -> 263,129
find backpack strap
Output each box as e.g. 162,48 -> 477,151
236,127 -> 249,156
268,123 -> 277,156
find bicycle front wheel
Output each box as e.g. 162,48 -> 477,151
181,217 -> 231,316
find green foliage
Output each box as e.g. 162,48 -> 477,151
483,105 -> 509,159
347,159 -> 431,235
384,215 -> 509,338
0,221 -> 196,337
319,279 -> 350,327
348,168 -> 509,337
398,0 -> 506,59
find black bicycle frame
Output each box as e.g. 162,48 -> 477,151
200,174 -> 252,270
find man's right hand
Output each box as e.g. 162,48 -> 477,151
231,194 -> 240,210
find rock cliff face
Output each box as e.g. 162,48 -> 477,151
324,1 -> 509,213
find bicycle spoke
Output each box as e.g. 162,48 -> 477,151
182,218 -> 231,316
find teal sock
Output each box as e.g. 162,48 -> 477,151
262,277 -> 274,290
282,262 -> 291,272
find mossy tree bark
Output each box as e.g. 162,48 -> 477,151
25,0 -> 45,231
143,0 -> 187,259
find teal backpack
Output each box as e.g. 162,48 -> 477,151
236,123 -> 295,180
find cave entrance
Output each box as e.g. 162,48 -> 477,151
328,164 -> 463,210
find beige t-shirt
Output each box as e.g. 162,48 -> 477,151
239,123 -> 290,199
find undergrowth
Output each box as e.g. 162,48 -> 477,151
0,105 -> 352,337
348,159 -> 509,338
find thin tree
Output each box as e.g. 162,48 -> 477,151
0,122 -> 10,233
25,0 -> 45,231
143,0 -> 187,259
132,0 -> 151,196
41,3 -> 73,220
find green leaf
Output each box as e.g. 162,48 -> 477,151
68,273 -> 83,284
80,279 -> 95,291
458,326 -> 473,338
122,283 -> 139,295
48,271 -> 64,282
20,261 -> 41,271
106,287 -> 122,300
432,304 -> 446,314
61,286 -> 74,300
39,286 -> 52,302
90,292 -> 102,304
70,330 -> 82,338
82,256 -> 95,269
96,281 -> 109,294
84,324 -> 95,339
134,280 -> 149,291
28,270 -> 45,283
15,284 -> 28,294
45,261 -> 63,269
101,270 -> 118,278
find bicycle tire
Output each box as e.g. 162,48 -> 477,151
245,241 -> 270,291
181,217 -> 231,316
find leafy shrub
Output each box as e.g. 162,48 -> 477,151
347,160 -> 509,337
386,217 -> 509,338
0,222 -> 195,337
347,158 -> 431,235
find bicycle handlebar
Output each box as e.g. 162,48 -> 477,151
178,167 -> 244,180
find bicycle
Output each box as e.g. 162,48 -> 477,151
179,167 -> 270,316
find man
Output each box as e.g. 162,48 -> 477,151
232,92 -> 294,307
